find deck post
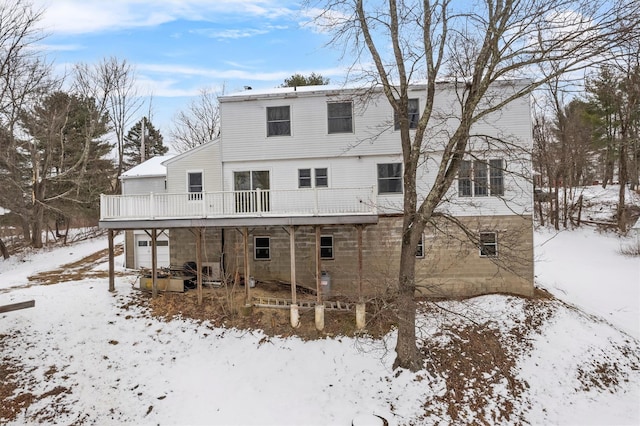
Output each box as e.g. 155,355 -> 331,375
196,227 -> 203,305
243,227 -> 251,306
151,228 -> 158,298
108,229 -> 115,292
314,225 -> 324,331
289,225 -> 299,328
356,224 -> 365,330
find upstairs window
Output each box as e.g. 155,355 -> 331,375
298,168 -> 329,188
328,102 -> 353,133
298,169 -> 312,188
377,163 -> 403,194
267,106 -> 291,136
479,232 -> 498,257
489,159 -> 504,196
188,171 -> 203,200
315,168 -> 328,187
394,98 -> 420,130
458,159 -> 505,197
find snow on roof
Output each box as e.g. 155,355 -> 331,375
120,155 -> 175,179
632,217 -> 640,231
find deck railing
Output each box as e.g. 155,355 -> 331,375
100,187 -> 377,221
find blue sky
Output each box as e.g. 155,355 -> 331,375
33,0 -> 346,138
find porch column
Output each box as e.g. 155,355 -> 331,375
243,227 -> 251,306
108,229 -> 115,292
289,225 -> 299,328
151,228 -> 158,298
314,225 -> 324,331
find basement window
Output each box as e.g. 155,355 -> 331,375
254,236 -> 271,260
479,232 -> 498,257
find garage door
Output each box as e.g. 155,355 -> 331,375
135,233 -> 170,269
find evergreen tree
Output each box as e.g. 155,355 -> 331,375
280,73 -> 329,87
123,117 -> 168,169
18,91 -> 115,245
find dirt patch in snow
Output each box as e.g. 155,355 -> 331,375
27,244 -> 125,286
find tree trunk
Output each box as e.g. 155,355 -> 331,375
393,232 -> 422,372
0,238 -> 9,259
618,139 -> 628,233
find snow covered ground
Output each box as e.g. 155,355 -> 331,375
1,190 -> 639,424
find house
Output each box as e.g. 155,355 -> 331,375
100,81 -> 534,314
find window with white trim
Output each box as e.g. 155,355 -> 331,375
254,236 -> 271,260
327,102 -> 353,133
394,98 -> 419,130
267,106 -> 290,136
298,168 -> 329,188
377,163 -> 403,194
188,171 -> 203,200
320,235 -> 333,259
415,233 -> 425,258
458,159 -> 504,197
479,232 -> 498,257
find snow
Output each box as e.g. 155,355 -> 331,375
120,155 -> 174,178
1,192 -> 639,424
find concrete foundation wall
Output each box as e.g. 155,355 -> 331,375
209,215 -> 533,299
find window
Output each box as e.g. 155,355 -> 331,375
315,168 -> 328,187
234,170 -> 270,213
254,236 -> 271,260
458,159 -> 505,197
489,159 -> 504,196
137,241 -> 148,247
377,163 -> 403,194
394,98 -> 419,130
157,240 -> 169,247
415,233 -> 425,258
474,161 -> 488,197
298,169 -> 312,188
188,171 -> 203,200
328,102 -> 353,133
298,168 -> 329,188
320,235 -> 333,259
458,161 -> 472,197
267,106 -> 290,136
479,232 -> 498,257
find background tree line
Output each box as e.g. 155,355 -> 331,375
533,54 -> 640,233
0,1 -> 170,253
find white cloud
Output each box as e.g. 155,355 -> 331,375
31,0 -> 297,35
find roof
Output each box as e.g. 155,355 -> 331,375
632,217 -> 640,231
120,155 -> 175,179
162,139 -> 219,166
219,78 -> 533,102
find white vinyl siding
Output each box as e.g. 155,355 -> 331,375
165,141 -> 222,194
121,176 -> 166,195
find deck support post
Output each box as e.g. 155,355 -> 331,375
108,229 -> 115,292
314,225 -> 324,331
151,228 -> 158,298
196,227 -> 203,305
356,224 -> 365,330
243,227 -> 251,307
289,225 -> 299,328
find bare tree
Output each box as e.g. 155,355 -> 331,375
0,0 -> 56,245
307,0 -> 639,370
100,57 -> 143,192
170,86 -> 223,153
